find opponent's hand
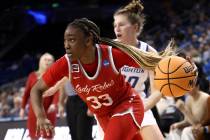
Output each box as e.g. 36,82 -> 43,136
47,104 -> 57,113
58,104 -> 65,118
186,56 -> 198,76
36,117 -> 55,137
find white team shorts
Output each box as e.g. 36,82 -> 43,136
141,109 -> 157,127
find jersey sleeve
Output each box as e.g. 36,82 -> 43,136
21,72 -> 35,109
42,56 -> 69,87
112,47 -> 139,70
147,45 -> 157,53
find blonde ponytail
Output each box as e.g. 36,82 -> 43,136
101,38 -> 176,70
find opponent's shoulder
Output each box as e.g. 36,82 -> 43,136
139,40 -> 157,53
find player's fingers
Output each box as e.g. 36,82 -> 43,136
44,126 -> 50,136
186,56 -> 198,74
44,124 -> 54,136
59,111 -> 64,118
36,125 -> 41,137
49,125 -> 55,136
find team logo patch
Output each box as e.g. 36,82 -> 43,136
103,60 -> 110,67
72,64 -> 79,72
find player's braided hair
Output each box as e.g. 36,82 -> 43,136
69,18 -> 101,44
114,0 -> 145,35
68,18 -> 175,70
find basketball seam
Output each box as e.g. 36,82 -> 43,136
157,61 -> 189,74
160,83 -> 168,92
167,83 -> 191,91
160,83 -> 190,96
167,58 -> 174,97
154,74 -> 197,80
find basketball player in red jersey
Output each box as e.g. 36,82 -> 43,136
19,53 -> 59,140
30,18 -> 173,140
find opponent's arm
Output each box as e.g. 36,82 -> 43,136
170,118 -> 190,130
176,99 -> 199,125
144,70 -> 162,111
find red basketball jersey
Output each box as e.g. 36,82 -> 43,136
68,45 -> 133,116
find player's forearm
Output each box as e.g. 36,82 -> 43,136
144,90 -> 162,111
144,71 -> 162,111
31,83 -> 47,119
59,87 -> 67,106
176,119 -> 190,129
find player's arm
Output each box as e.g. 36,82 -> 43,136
43,76 -> 68,97
201,96 -> 210,126
31,56 -> 69,136
176,98 -> 199,125
192,96 -> 210,140
45,77 -> 69,113
144,70 -> 162,111
31,77 -> 49,120
31,77 -> 56,136
198,96 -> 210,134
170,118 -> 190,130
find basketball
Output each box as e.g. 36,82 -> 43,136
154,56 -> 197,97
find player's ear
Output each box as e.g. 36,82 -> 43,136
134,23 -> 139,32
85,33 -> 94,46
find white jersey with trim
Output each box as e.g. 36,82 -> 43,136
120,41 -> 156,98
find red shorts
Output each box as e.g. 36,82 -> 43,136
96,94 -> 144,140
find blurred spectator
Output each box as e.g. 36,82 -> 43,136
10,96 -> 22,117
0,104 -> 10,118
156,96 -> 184,134
165,79 -> 210,140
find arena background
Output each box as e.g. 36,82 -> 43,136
0,0 -> 209,139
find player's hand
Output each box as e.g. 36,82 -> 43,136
170,123 -> 178,131
186,56 -> 198,76
192,124 -> 203,139
47,104 -> 57,113
19,108 -> 25,119
58,103 -> 65,118
36,117 -> 55,137
87,109 -> 94,117
175,99 -> 185,112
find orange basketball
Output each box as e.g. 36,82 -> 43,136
154,56 -> 197,97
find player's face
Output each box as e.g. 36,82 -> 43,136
114,14 -> 138,44
64,26 -> 87,60
39,54 -> 54,70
